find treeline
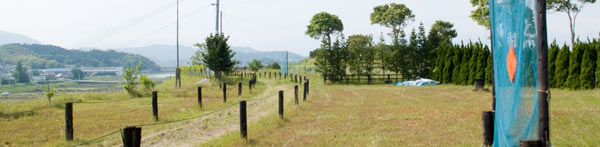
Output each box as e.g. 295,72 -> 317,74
431,42 -> 491,85
549,40 -> 599,89
0,44 -> 159,71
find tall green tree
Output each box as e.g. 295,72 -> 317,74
347,34 -> 374,78
370,3 -> 415,45
12,61 -> 29,83
548,41 -> 560,87
415,23 -> 430,78
196,34 -> 236,80
428,20 -> 457,50
579,44 -> 597,89
469,0 -> 490,30
306,12 -> 344,79
306,12 -> 344,48
554,44 -> 571,88
566,43 -> 584,89
547,0 -> 598,48
248,59 -> 264,72
375,33 -> 391,74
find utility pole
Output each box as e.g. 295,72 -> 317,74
175,0 -> 181,88
214,0 -> 220,33
220,11 -> 223,34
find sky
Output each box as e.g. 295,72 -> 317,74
0,0 -> 598,56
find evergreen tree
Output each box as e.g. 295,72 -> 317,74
442,44 -> 455,83
459,44 -> 471,85
554,44 -> 570,88
566,42 -> 583,89
596,40 -> 600,88
197,33 -> 236,80
485,46 -> 493,84
12,61 -> 29,83
548,41 -> 560,87
579,43 -> 597,89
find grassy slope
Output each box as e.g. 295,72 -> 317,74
201,77 -> 600,146
0,74 -> 266,146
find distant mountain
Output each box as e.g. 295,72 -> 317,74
0,31 -> 41,45
0,44 -> 159,71
117,44 -> 306,67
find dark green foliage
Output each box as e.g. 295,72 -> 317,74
197,33 -> 236,80
12,61 -> 29,83
579,43 -> 597,89
553,44 -> 570,88
566,43 -> 583,89
597,40 -> 600,88
248,59 -> 264,72
0,44 -> 159,71
71,68 -> 85,80
431,41 -> 490,85
266,62 -> 281,69
123,62 -> 142,97
548,42 -> 560,87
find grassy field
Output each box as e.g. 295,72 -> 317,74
0,74 -> 267,146
202,78 -> 600,146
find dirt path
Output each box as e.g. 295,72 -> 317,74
137,79 -> 294,147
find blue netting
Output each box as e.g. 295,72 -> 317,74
281,51 -> 288,76
490,0 -> 539,146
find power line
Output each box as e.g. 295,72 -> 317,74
117,4 -> 211,49
69,0 -> 188,49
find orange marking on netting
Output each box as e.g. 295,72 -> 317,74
506,45 -> 517,83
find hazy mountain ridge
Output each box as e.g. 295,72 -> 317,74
117,44 -> 306,67
0,31 -> 41,45
0,44 -> 160,71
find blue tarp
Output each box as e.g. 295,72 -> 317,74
395,78 -> 439,86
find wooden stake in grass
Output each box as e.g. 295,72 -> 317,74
238,82 -> 242,96
519,140 -> 542,147
294,85 -> 299,105
223,83 -> 227,103
121,126 -> 142,147
152,91 -> 158,121
482,111 -> 494,146
279,90 -> 284,119
303,82 -> 307,101
65,102 -> 73,141
197,87 -> 203,108
240,100 -> 247,139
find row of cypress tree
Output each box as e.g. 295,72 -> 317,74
549,39 -> 599,89
430,39 -> 599,90
431,41 -> 491,85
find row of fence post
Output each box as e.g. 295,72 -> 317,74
64,73 -> 308,146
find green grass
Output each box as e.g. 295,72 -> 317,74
0,74 -> 271,146
201,81 -> 600,146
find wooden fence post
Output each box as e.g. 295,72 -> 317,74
198,87 -> 202,108
152,91 -> 158,121
482,111 -> 494,146
65,102 -> 73,141
303,82 -> 307,101
248,80 -> 252,93
388,74 -> 391,82
519,140 -> 542,147
295,75 -> 298,83
223,83 -> 227,103
294,85 -> 299,105
278,90 -> 284,119
122,126 -> 142,147
240,100 -> 247,139
238,82 -> 242,96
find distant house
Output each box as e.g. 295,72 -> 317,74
32,75 -> 47,83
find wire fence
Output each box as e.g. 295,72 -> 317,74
72,92 -> 278,146
3,73 -> 306,146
